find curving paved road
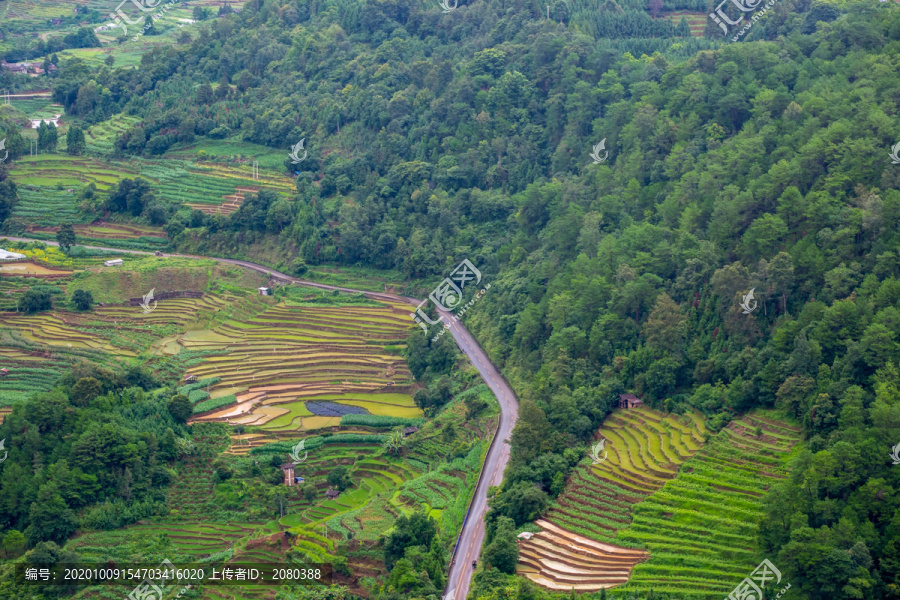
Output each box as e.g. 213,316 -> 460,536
3,237 -> 518,600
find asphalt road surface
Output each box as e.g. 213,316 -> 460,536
4,237 -> 519,600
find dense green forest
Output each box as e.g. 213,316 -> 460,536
0,362 -> 189,547
1,0 -> 899,596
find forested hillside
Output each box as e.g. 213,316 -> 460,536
2,0 -> 899,597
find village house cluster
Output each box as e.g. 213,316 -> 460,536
0,62 -> 57,76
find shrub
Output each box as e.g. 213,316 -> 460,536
72,289 -> 93,311
168,394 -> 192,423
20,289 -> 52,313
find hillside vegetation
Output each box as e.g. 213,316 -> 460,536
0,0 -> 898,597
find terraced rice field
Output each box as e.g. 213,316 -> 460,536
0,344 -> 73,405
615,411 -> 801,598
185,186 -> 255,215
184,301 -> 419,433
0,293 -> 238,354
274,436 -> 484,574
520,521 -> 650,592
9,187 -> 87,227
242,444 -> 428,567
8,156 -> 138,191
519,408 -> 801,598
518,406 -> 707,591
7,156 -> 292,235
0,261 -> 71,276
85,114 -> 144,155
150,164 -> 292,210
26,223 -> 166,240
0,292 -> 250,403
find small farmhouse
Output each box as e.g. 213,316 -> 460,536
618,393 -> 643,409
0,63 -> 27,74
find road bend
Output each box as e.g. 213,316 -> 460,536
4,237 -> 519,600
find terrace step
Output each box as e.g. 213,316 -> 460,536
515,521 -> 649,591
520,572 -> 624,591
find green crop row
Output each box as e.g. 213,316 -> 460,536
612,412 -> 801,597
188,389 -> 210,403
192,394 -> 236,413
338,414 -> 425,428
178,376 -> 221,395
251,434 -> 386,455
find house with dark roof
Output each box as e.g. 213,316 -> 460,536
325,487 -> 340,499
618,393 -> 643,409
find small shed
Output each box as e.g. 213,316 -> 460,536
183,374 -> 197,383
517,532 -> 534,540
103,259 -> 124,267
0,368 -> 8,377
402,426 -> 419,437
281,463 -> 295,486
618,393 -> 643,409
325,487 -> 340,500
258,287 -> 272,296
